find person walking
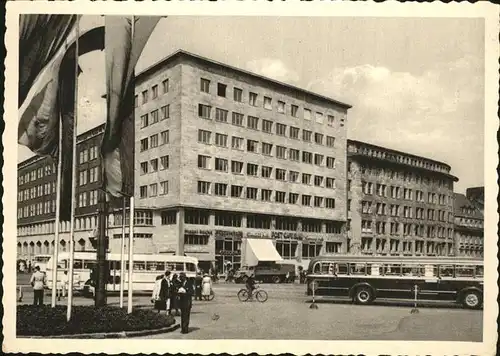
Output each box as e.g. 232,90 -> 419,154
201,273 -> 212,301
170,273 -> 181,316
194,272 -> 203,301
30,266 -> 46,306
177,272 -> 194,334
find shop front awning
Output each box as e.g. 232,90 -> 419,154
245,238 -> 283,266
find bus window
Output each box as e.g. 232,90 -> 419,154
74,260 -> 83,269
369,264 -> 380,276
455,265 -> 475,278
186,263 -> 197,272
326,263 -> 335,274
383,264 -> 401,276
439,265 -> 454,277
114,261 -> 121,270
402,265 -> 419,276
337,264 -> 349,275
312,262 -> 321,274
133,261 -> 145,270
423,265 -> 436,277
146,262 -> 158,271
156,262 -> 166,271
475,266 -> 484,278
83,260 -> 96,270
350,263 -> 367,275
175,262 -> 184,271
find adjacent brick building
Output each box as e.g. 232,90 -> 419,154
347,140 -> 459,257
453,191 -> 484,257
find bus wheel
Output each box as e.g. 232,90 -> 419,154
462,291 -> 482,309
272,276 -> 281,284
354,287 -> 373,305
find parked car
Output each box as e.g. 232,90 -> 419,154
234,262 -> 296,284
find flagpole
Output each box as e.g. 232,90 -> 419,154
127,196 -> 134,314
119,197 -> 126,308
66,20 -> 80,322
51,106 -> 63,308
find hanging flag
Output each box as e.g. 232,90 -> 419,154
102,16 -> 161,198
18,20 -> 105,220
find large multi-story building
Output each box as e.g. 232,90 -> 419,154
17,50 -> 351,273
453,191 -> 484,258
347,140 -> 459,257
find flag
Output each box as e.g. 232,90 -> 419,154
102,16 -> 161,198
18,18 -> 105,220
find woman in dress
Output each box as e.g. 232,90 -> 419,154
201,273 -> 212,300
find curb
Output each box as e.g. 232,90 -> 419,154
19,323 -> 180,339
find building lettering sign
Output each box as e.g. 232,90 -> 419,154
271,231 -> 305,240
218,250 -> 241,256
304,237 -> 324,243
246,232 -> 270,239
184,229 -> 213,236
214,230 -> 243,240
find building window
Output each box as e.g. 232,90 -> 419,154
79,170 -> 88,186
161,105 -> 170,120
215,108 -> 228,123
150,183 -> 158,197
161,78 -> 169,94
326,157 -> 335,168
248,116 -> 259,129
314,175 -> 324,187
326,136 -> 335,147
291,105 -> 298,117
327,115 -> 335,126
249,92 -> 258,106
302,173 -> 311,185
198,155 -> 211,169
160,210 -> 176,225
217,83 -> 227,97
315,112 -> 323,123
151,85 -> 158,99
150,159 -> 158,172
276,123 -> 286,136
160,181 -> 169,195
277,101 -> 285,113
234,88 -> 243,102
275,191 -> 286,203
247,140 -> 258,153
302,151 -> 312,164
214,183 -> 228,196
326,178 -> 335,189
142,90 -> 148,104
302,242 -> 322,258
314,197 -> 324,207
200,78 -> 210,93
275,168 -> 286,181
215,211 -> 242,227
231,136 -> 244,150
288,171 -> 299,183
198,130 -> 211,144
140,185 -> 148,198
247,163 -> 259,176
290,127 -> 299,139
185,234 -> 209,245
262,142 -> 273,156
302,195 -> 312,206
232,112 -> 244,126
288,193 -> 299,204
198,104 -> 212,119
160,155 -> 169,170
314,133 -> 324,145
314,154 -> 324,166
215,133 -> 228,147
231,160 -> 243,174
160,130 -> 169,145
276,146 -> 286,159
262,119 -> 273,133
231,185 -> 243,198
262,96 -> 272,110
215,158 -> 228,172
289,149 -> 299,161
325,242 -> 341,254
140,162 -> 148,175
304,108 -> 311,120
197,181 -> 211,194
302,130 -> 312,142
261,189 -> 272,202
150,134 -> 159,148
275,239 -> 298,260
246,187 -> 258,200
261,166 -> 273,178
325,198 -> 335,209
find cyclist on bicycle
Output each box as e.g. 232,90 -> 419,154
245,273 -> 256,298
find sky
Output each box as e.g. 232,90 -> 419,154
18,16 -> 485,194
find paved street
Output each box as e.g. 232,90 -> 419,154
17,275 -> 482,341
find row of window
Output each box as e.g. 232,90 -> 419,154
199,78 -> 341,126
360,238 -> 453,256
136,78 -> 170,107
139,130 -> 170,152
140,155 -> 170,175
18,163 -> 56,186
77,190 -> 99,208
18,181 -> 56,202
139,181 -> 170,198
79,146 -> 99,164
197,155 -> 337,188
79,166 -> 100,186
18,200 -> 56,219
361,220 -> 454,239
361,182 -> 452,206
197,129 -> 336,168
456,217 -> 483,228
198,104 -> 337,146
361,201 -> 453,222
140,105 -> 170,128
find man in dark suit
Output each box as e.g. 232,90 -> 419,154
177,272 -> 194,334
159,270 -> 172,314
194,272 -> 203,301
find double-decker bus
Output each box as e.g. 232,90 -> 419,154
306,255 -> 483,309
46,252 -> 199,295
33,254 -> 52,272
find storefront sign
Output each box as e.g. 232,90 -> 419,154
246,232 -> 270,239
215,230 -> 243,240
271,231 -> 305,240
185,229 -> 212,236
218,250 -> 241,256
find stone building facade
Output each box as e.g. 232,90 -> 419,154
347,140 -> 458,257
453,191 -> 484,257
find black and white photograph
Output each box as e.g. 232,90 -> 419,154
3,1 -> 498,355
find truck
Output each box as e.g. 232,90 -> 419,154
234,261 -> 296,284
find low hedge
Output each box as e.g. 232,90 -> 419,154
17,305 -> 175,336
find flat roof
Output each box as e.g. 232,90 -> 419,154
136,49 -> 352,110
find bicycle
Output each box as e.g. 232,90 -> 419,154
237,285 -> 268,302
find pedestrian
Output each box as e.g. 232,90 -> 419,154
177,272 -> 194,334
194,272 -> 203,301
28,261 -> 32,273
202,273 -> 212,300
170,273 -> 181,316
30,266 -> 46,306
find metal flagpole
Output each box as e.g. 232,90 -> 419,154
51,101 -> 64,307
119,197 -> 126,308
66,19 -> 80,322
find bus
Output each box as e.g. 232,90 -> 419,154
306,255 -> 484,309
33,254 -> 52,272
46,252 -> 199,295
